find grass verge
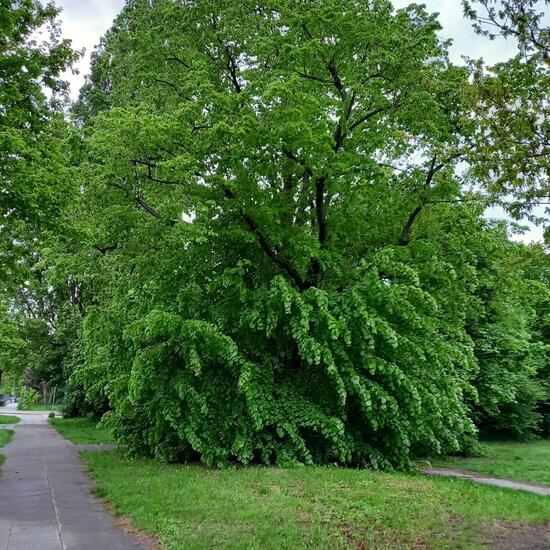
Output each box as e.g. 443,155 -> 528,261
83,451 -> 550,550
0,415 -> 21,425
0,428 -> 14,465
431,440 -> 550,485
23,404 -> 62,412
49,417 -> 115,445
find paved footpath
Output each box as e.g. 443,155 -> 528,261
0,410 -> 148,550
422,466 -> 550,496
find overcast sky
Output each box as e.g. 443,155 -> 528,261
54,0 -> 546,243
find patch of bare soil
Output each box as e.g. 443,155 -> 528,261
115,514 -> 161,550
91,490 -> 161,549
339,523 -> 429,550
483,519 -> 550,550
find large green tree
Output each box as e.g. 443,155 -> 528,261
12,0 -> 548,468
70,0 -> 489,468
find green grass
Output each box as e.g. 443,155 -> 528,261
430,440 -> 550,485
0,428 -> 14,465
49,417 -> 115,445
83,451 -> 550,550
23,404 -> 62,412
0,414 -> 21,424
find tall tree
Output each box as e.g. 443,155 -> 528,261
69,0 -> 490,468
25,0 -> 549,468
0,0 -> 76,286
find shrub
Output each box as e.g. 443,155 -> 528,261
17,387 -> 40,410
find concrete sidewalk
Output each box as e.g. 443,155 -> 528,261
421,466 -> 550,496
0,411 -> 148,550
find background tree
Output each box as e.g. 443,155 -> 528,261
0,0 -> 77,286
463,0 -> 549,223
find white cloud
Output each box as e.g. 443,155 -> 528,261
57,0 -> 125,101
393,0 -> 518,65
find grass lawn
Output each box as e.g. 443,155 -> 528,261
83,451 -> 550,550
49,417 -> 115,445
430,440 -> 550,485
0,428 -> 14,465
22,404 -> 62,412
0,415 -> 21,425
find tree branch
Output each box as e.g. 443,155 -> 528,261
135,193 -> 163,220
327,58 -> 347,102
152,78 -> 191,100
93,243 -> 118,254
166,55 -> 191,69
398,155 -> 446,246
132,158 -> 188,185
398,205 -> 423,246
112,182 -> 176,224
222,185 -> 306,290
296,71 -> 332,84
348,107 -> 386,131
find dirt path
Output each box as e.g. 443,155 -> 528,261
421,466 -> 550,496
0,411 -> 148,550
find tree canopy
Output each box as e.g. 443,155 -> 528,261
0,0 -> 76,286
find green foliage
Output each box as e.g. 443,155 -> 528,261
467,237 -> 550,439
17,387 -> 40,410
57,0 -> 548,468
0,0 -> 77,286
62,374 -> 109,418
1,0 -> 548,470
0,1 -> 79,399
0,303 -> 25,381
463,0 -> 549,217
94,261 -> 477,468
